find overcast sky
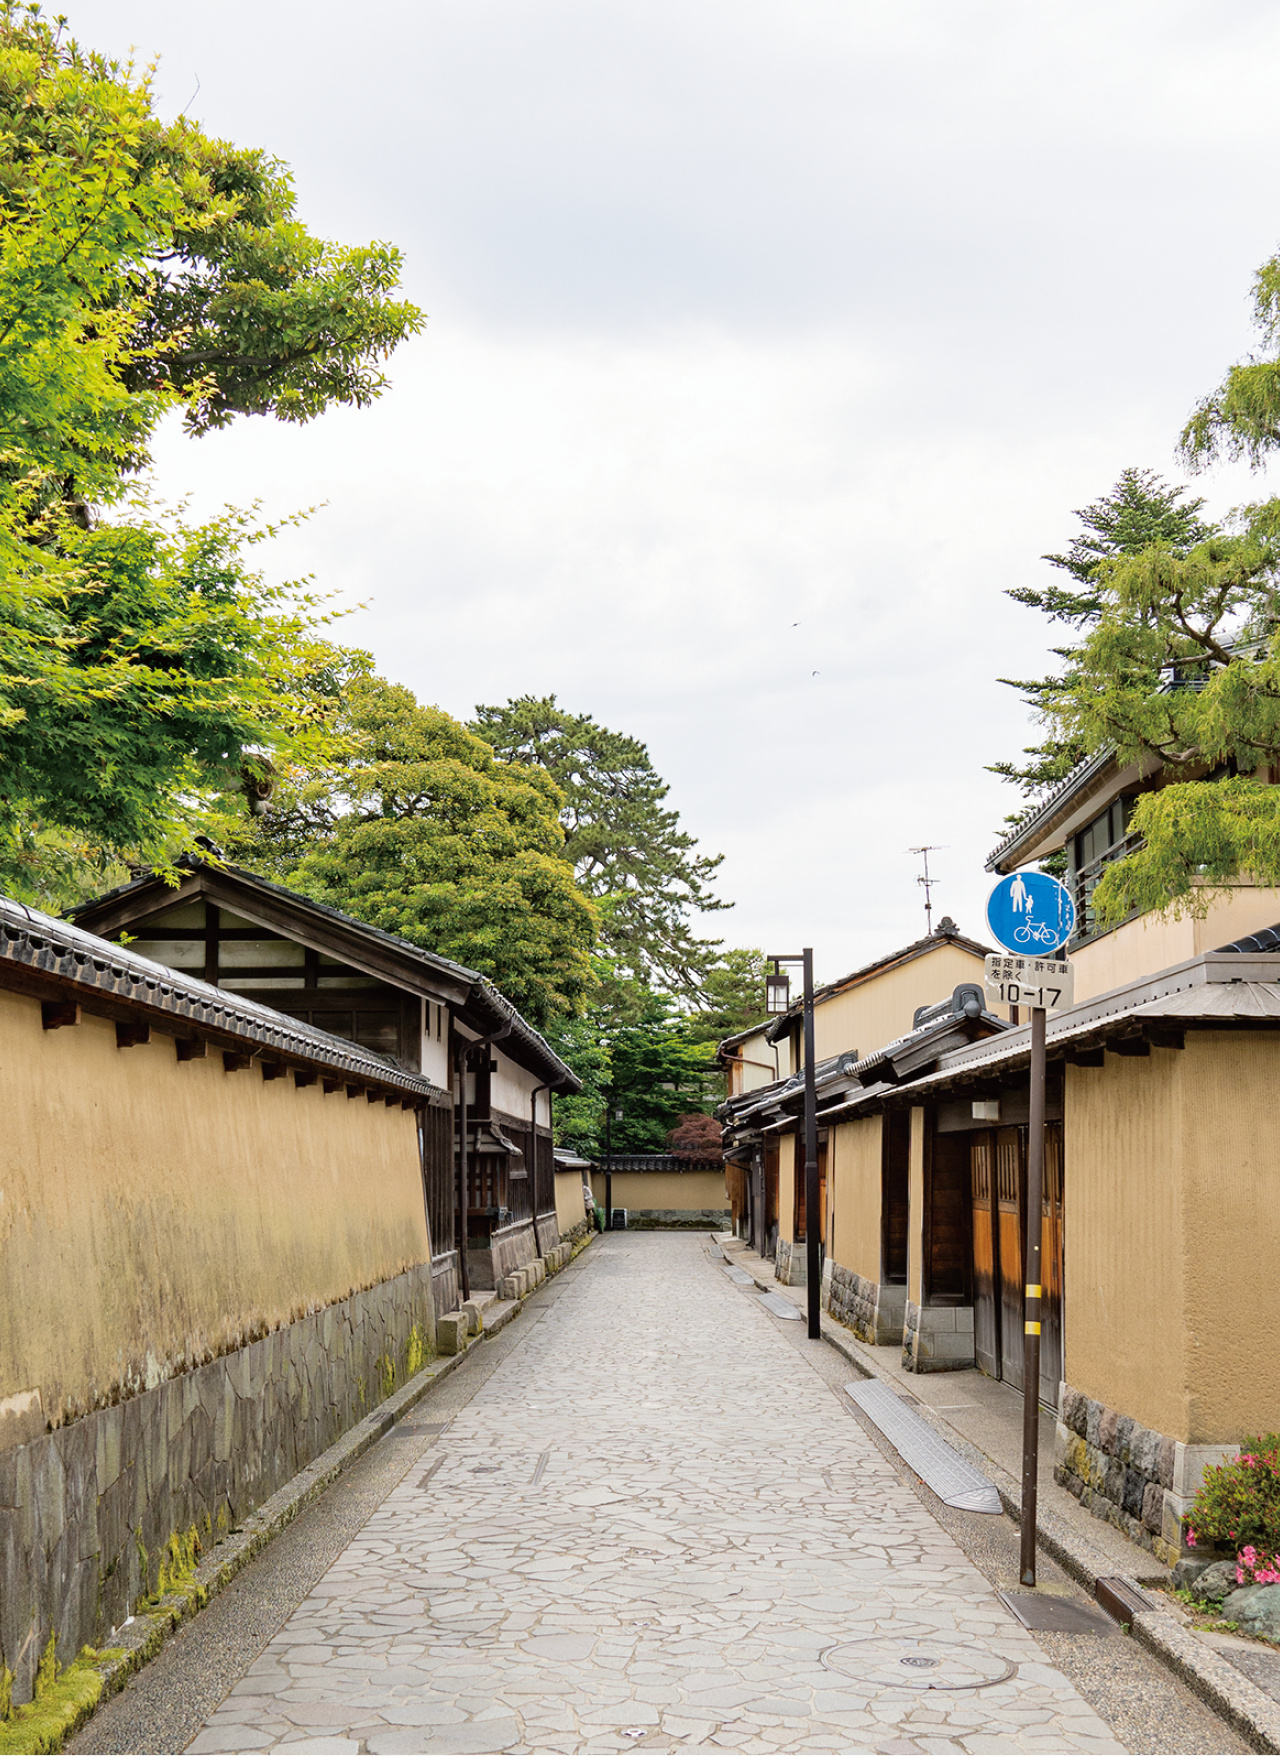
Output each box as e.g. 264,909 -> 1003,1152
89,0 -> 1280,982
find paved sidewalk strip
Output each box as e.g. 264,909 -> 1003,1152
184,1234 -> 1129,1754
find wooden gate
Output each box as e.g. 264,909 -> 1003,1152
970,1132 -> 999,1380
970,1123 -> 1064,1410
995,1127 -> 1025,1391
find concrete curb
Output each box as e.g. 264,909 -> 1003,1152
713,1244 -> 1280,1754
82,1233 -> 598,1730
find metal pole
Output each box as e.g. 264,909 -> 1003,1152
802,948 -> 821,1339
604,1099 -> 614,1232
1020,1004 -> 1046,1585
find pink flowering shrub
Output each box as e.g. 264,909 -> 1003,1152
1186,1434 -> 1280,1586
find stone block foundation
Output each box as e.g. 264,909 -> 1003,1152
902,1300 -> 975,1372
823,1261 -> 908,1346
774,1237 -> 806,1285
0,1262 -> 435,1706
625,1208 -> 731,1230
1053,1381 -> 1237,1567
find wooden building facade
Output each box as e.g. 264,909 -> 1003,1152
74,860 -> 581,1315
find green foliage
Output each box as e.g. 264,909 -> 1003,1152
470,695 -> 728,997
234,676 -> 597,1028
0,3 -> 422,478
684,947 -> 768,1041
0,3 -> 420,896
1187,1436 -> 1280,1581
553,997 -> 717,1156
0,507 -> 350,894
1092,777 -> 1280,925
993,470 -> 1217,807
1182,244 -> 1280,469
543,1009 -> 611,1154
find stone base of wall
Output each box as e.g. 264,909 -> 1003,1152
468,1216 -> 551,1292
1053,1382 -> 1237,1566
902,1300 -> 975,1372
823,1262 -> 907,1345
774,1237 -> 803,1285
626,1209 -> 731,1229
0,1263 -> 435,1706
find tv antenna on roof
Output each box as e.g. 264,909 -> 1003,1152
909,845 -> 946,935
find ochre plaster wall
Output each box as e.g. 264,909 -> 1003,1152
589,1169 -> 728,1212
1070,886 -> 1280,1001
811,941 -> 988,1064
1065,1033 -> 1280,1444
1178,1033 -> 1280,1442
725,1028 -> 782,1095
829,1116 -> 883,1285
776,1134 -> 797,1243
0,989 -> 430,1430
555,1168 -> 588,1235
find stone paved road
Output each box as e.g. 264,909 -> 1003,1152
183,1234 -> 1132,1754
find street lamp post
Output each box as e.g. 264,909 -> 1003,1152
767,949 -> 821,1339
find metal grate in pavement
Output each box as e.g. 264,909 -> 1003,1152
999,1590 -> 1116,1635
722,1264 -> 755,1285
758,1291 -> 804,1320
844,1379 -> 1003,1513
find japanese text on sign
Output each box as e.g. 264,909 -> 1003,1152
983,953 -> 1074,1014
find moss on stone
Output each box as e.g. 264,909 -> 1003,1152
403,1323 -> 430,1379
0,1644 -> 123,1755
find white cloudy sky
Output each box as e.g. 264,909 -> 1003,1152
89,0 -> 1280,981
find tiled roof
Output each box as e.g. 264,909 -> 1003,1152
0,892 -> 445,1099
73,860 -> 579,1091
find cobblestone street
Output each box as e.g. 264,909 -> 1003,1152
161,1233 -> 1154,1755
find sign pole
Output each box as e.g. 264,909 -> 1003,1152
802,948 -> 821,1340
1019,1003 -> 1046,1586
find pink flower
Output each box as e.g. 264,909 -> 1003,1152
1186,1530 -> 1197,1547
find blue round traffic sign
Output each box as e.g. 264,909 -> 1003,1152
986,871 -> 1075,955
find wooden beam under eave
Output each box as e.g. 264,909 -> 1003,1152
116,1021 -> 150,1049
1144,1025 -> 1186,1051
175,1037 -> 207,1062
322,1076 -> 343,1094
261,1061 -> 286,1081
294,1069 -> 318,1088
1109,1036 -> 1151,1058
1064,1046 -> 1106,1068
223,1050 -> 254,1073
346,1084 -> 363,1100
42,1001 -> 80,1031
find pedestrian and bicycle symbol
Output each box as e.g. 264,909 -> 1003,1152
985,871 -> 1075,956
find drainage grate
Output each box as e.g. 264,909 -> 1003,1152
721,1264 -> 754,1286
758,1291 -> 804,1320
999,1590 -> 1117,1635
844,1380 -> 1003,1513
823,1635 -> 1015,1690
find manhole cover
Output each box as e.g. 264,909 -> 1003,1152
823,1636 -> 1016,1691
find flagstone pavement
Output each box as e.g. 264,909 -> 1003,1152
185,1234 -> 1128,1755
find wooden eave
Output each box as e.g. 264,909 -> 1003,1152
0,914 -> 447,1106
74,868 -> 474,1008
72,865 -> 580,1092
